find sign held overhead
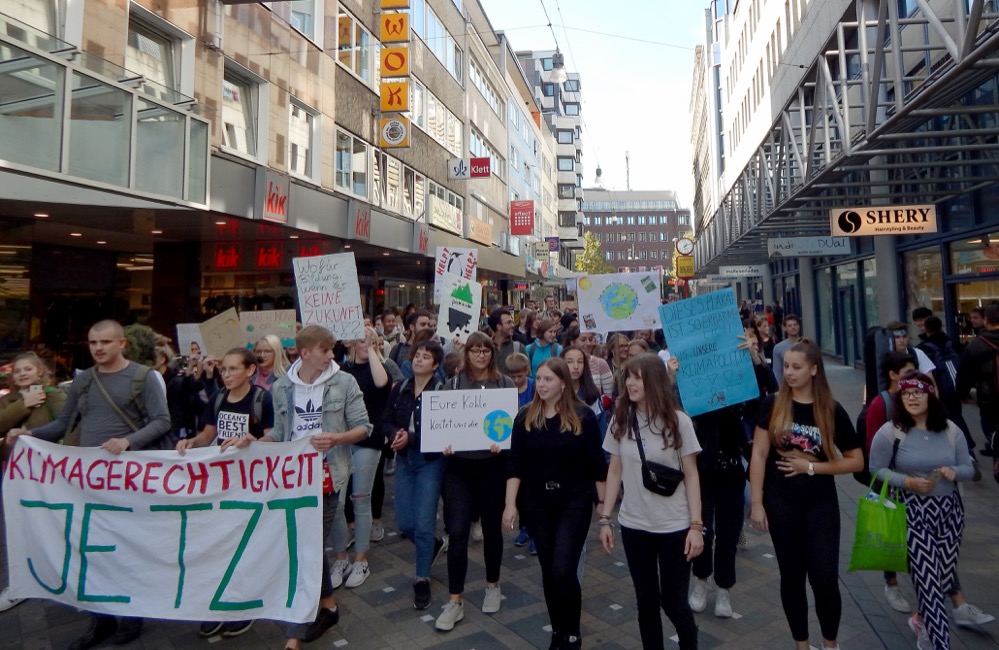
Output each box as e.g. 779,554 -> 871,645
830,204 -> 937,237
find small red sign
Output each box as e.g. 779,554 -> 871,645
510,200 -> 535,236
255,241 -> 284,269
296,241 -> 327,258
470,157 -> 491,178
214,243 -> 242,270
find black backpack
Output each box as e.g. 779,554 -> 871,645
853,389 -> 894,486
918,339 -> 961,398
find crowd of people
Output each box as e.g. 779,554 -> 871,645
0,294 -> 996,650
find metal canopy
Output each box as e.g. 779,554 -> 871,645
695,0 -> 999,274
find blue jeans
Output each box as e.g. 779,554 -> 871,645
394,450 -> 446,579
331,446 -> 382,555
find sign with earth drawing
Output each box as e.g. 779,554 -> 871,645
576,272 -> 663,333
435,273 -> 482,344
419,388 -> 518,453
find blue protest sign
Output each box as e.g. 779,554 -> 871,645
657,287 -> 758,416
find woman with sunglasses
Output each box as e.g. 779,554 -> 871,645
870,372 -> 975,650
436,331 -> 516,632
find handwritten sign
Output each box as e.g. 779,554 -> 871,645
657,287 -> 758,416
767,236 -> 851,257
436,274 -> 482,344
293,253 -> 364,342
420,388 -> 517,453
3,437 -> 322,623
198,308 -> 246,359
433,246 -> 477,303
577,272 -> 662,333
240,310 -> 298,347
176,324 -> 206,359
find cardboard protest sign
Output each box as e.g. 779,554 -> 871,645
198,308 -> 245,358
3,437 -> 323,623
435,274 -> 482,344
240,309 -> 298,347
293,253 -> 364,342
420,388 -> 517,453
657,287 -> 758,416
176,324 -> 206,359
577,272 -> 662,332
433,246 -> 477,304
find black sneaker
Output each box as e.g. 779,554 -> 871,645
432,536 -> 448,566
111,617 -> 143,645
220,620 -> 254,637
199,621 -> 224,637
413,579 -> 431,610
302,606 -> 339,642
67,614 -> 116,650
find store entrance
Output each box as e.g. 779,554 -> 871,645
953,278 -> 999,345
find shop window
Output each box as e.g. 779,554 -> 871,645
816,267 -> 835,354
903,246 -> 943,318
949,231 -> 999,275
335,129 -> 369,198
288,98 -> 318,181
69,72 -> 131,186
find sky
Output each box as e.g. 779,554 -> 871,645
478,0 -> 709,207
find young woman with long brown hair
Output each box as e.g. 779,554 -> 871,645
503,358 -> 606,650
599,353 -> 703,650
749,339 -> 863,650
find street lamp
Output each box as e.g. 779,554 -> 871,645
550,49 -> 569,84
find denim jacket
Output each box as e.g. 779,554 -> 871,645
269,371 -> 372,492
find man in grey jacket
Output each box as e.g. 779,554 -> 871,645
9,319 -> 170,649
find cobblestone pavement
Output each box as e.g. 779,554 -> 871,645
2,363 -> 998,649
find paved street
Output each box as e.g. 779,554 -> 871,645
2,363 -> 998,650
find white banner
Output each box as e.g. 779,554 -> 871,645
436,274 -> 482,344
576,272 -> 662,333
433,246 -> 477,304
293,253 -> 365,342
420,388 -> 518,453
767,236 -> 851,258
3,437 -> 323,623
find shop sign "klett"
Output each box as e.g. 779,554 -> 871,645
830,205 -> 937,237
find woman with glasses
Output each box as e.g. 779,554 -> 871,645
870,372 -> 975,650
750,339 -> 863,650
252,334 -> 290,390
436,332 -> 517,632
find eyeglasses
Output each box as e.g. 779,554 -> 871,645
468,348 -> 492,356
900,390 -> 927,400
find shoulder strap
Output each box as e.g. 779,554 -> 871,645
880,390 -> 894,421
252,386 -> 265,423
213,389 -> 227,414
91,370 -> 141,433
129,365 -> 152,425
979,336 -> 999,352
888,426 -> 905,469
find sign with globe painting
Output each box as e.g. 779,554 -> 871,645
576,272 -> 663,333
419,388 -> 518,453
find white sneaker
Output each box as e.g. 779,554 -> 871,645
482,585 -> 502,614
435,600 -> 464,631
0,587 -> 24,612
344,561 -> 369,588
329,559 -> 351,590
471,521 -> 483,542
953,602 -> 995,627
909,614 -> 932,650
714,588 -> 733,618
884,584 -> 912,613
370,520 -> 385,542
689,578 -> 708,613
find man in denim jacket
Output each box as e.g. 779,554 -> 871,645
252,325 -> 371,650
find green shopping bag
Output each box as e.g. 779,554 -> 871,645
848,477 -> 908,573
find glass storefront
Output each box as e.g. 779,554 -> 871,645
862,258 -> 879,329
817,267 -> 835,353
904,247 -> 944,319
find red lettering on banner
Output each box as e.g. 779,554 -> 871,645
209,459 -> 234,490
67,459 -> 83,488
282,456 -> 297,489
265,456 -> 281,491
302,452 -> 319,485
142,462 -> 162,494
124,461 -> 142,492
6,446 -> 25,480
27,447 -> 36,481
164,465 -> 185,495
106,460 -> 123,491
464,254 -> 475,279
86,459 -> 107,490
187,462 -> 209,495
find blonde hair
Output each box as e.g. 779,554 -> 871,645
523,358 -> 583,435
257,334 -> 290,377
768,339 -> 837,456
13,352 -> 52,386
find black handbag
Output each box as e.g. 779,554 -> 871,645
632,416 -> 685,497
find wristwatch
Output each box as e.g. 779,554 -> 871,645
807,462 -> 815,476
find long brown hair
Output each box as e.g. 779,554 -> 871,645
462,331 -> 502,382
523,358 -> 583,435
612,353 -> 681,450
768,339 -> 837,456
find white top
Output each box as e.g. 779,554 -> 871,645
603,410 -> 700,533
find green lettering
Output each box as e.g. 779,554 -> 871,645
267,496 -> 319,608
78,503 -> 132,603
150,503 -> 213,608
21,500 -> 74,595
210,501 -> 264,611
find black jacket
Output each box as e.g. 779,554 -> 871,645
956,329 -> 999,404
379,377 -> 444,456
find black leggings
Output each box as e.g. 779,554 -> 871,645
442,455 -> 506,594
522,492 -> 593,639
691,459 -> 745,589
764,484 -> 842,642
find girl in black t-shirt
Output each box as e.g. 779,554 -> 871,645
749,340 -> 863,650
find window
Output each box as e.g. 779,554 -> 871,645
469,129 -> 503,180
593,216 -> 602,226
556,129 -> 573,144
678,213 -> 691,225
338,7 -> 377,86
563,79 -> 580,92
221,64 -> 264,159
559,212 -> 576,227
627,232 -> 636,242
509,102 -> 521,129
267,1 -> 322,42
557,156 -> 574,172
564,102 -> 580,116
542,57 -> 553,71
410,1 -> 463,83
618,233 -> 627,242
335,129 -> 369,198
126,20 -> 175,91
638,215 -> 646,225
429,180 -> 463,212
558,184 -> 575,199
470,57 -> 502,114
605,251 -> 613,261
288,99 -> 318,180
626,216 -> 635,225
542,82 -> 556,97
639,232 -> 647,242
411,78 -> 462,156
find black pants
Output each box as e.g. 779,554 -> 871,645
942,395 -> 974,452
691,458 -> 744,589
522,491 -> 593,639
442,455 -> 506,594
283,492 -> 335,640
764,484 -> 841,642
620,526 -> 698,650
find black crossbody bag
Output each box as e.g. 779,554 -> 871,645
632,415 -> 684,497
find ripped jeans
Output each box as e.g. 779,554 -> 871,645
330,445 -> 382,555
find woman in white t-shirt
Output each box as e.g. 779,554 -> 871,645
599,353 -> 703,650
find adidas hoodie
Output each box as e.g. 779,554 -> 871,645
286,357 -> 340,441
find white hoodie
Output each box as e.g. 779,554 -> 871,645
285,357 -> 340,441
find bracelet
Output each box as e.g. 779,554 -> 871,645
689,520 -> 703,526
689,523 -> 704,529
598,521 -> 615,529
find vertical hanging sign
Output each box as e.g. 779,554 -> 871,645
379,4 -> 411,149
